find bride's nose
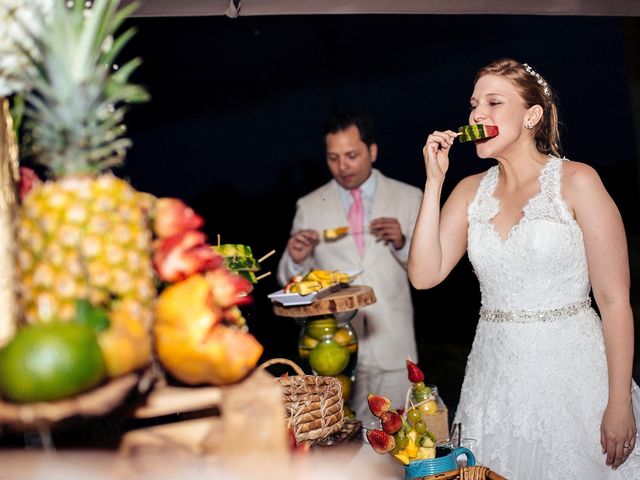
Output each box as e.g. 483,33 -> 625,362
472,107 -> 488,124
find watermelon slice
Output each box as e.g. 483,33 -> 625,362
457,124 -> 499,143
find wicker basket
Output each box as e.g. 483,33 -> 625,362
423,466 -> 508,480
260,358 -> 344,444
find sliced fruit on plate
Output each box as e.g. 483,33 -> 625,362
286,280 -> 321,295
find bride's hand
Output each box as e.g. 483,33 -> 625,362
601,402 -> 637,469
423,130 -> 458,184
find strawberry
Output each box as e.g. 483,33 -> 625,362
406,358 -> 424,383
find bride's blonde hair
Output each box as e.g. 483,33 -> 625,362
475,58 -> 562,157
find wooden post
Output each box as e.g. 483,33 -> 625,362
0,98 -> 19,347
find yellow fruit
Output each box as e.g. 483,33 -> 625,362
97,303 -> 151,378
419,399 -> 439,416
405,437 -> 419,458
333,327 -> 358,353
393,451 -> 411,465
334,373 -> 352,401
301,335 -> 319,349
154,275 -> 263,385
308,339 -> 350,376
0,323 -> 105,403
416,446 -> 436,460
298,335 -> 319,359
155,274 -> 220,329
332,327 -> 352,345
290,280 -> 321,295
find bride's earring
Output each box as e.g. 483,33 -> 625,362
526,121 -> 534,129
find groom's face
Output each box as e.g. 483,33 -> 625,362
325,125 -> 378,190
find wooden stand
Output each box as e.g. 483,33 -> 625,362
272,285 -> 376,317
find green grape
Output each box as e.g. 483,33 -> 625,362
407,408 -> 422,425
414,419 -> 428,434
413,381 -> 427,391
396,435 -> 409,449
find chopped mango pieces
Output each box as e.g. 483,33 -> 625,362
323,226 -> 349,240
393,451 -> 411,465
283,269 -> 351,296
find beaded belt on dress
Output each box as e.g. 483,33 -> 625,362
479,298 -> 591,323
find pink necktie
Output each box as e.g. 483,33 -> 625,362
348,188 -> 365,256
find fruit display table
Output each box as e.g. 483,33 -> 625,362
271,285 -> 376,420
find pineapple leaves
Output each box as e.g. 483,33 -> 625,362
101,27 -> 136,67
21,0 -> 149,176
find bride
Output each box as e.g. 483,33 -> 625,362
409,58 -> 640,478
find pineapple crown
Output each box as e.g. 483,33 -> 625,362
22,0 -> 149,177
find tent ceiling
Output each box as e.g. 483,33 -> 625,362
126,0 -> 640,17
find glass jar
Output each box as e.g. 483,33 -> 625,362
411,384 -> 445,416
297,313 -> 358,407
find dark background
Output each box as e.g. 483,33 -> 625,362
118,14 -> 640,413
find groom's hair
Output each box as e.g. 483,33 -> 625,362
323,113 -> 375,148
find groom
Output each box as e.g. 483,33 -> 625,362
277,113 -> 423,421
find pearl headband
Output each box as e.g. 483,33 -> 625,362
522,63 -> 551,97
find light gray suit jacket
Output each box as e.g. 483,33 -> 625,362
277,169 -> 423,370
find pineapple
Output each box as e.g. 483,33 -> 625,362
16,0 -> 156,331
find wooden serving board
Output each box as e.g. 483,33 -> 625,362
272,284 -> 376,317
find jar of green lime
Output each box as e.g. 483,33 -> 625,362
297,313 -> 358,414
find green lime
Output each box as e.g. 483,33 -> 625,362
308,339 -> 349,376
0,323 -> 106,403
306,317 -> 337,340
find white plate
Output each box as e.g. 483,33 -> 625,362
268,270 -> 363,307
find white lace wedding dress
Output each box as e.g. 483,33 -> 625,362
454,156 -> 640,479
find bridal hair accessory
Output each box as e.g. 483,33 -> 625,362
624,443 -> 633,449
522,63 -> 551,97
